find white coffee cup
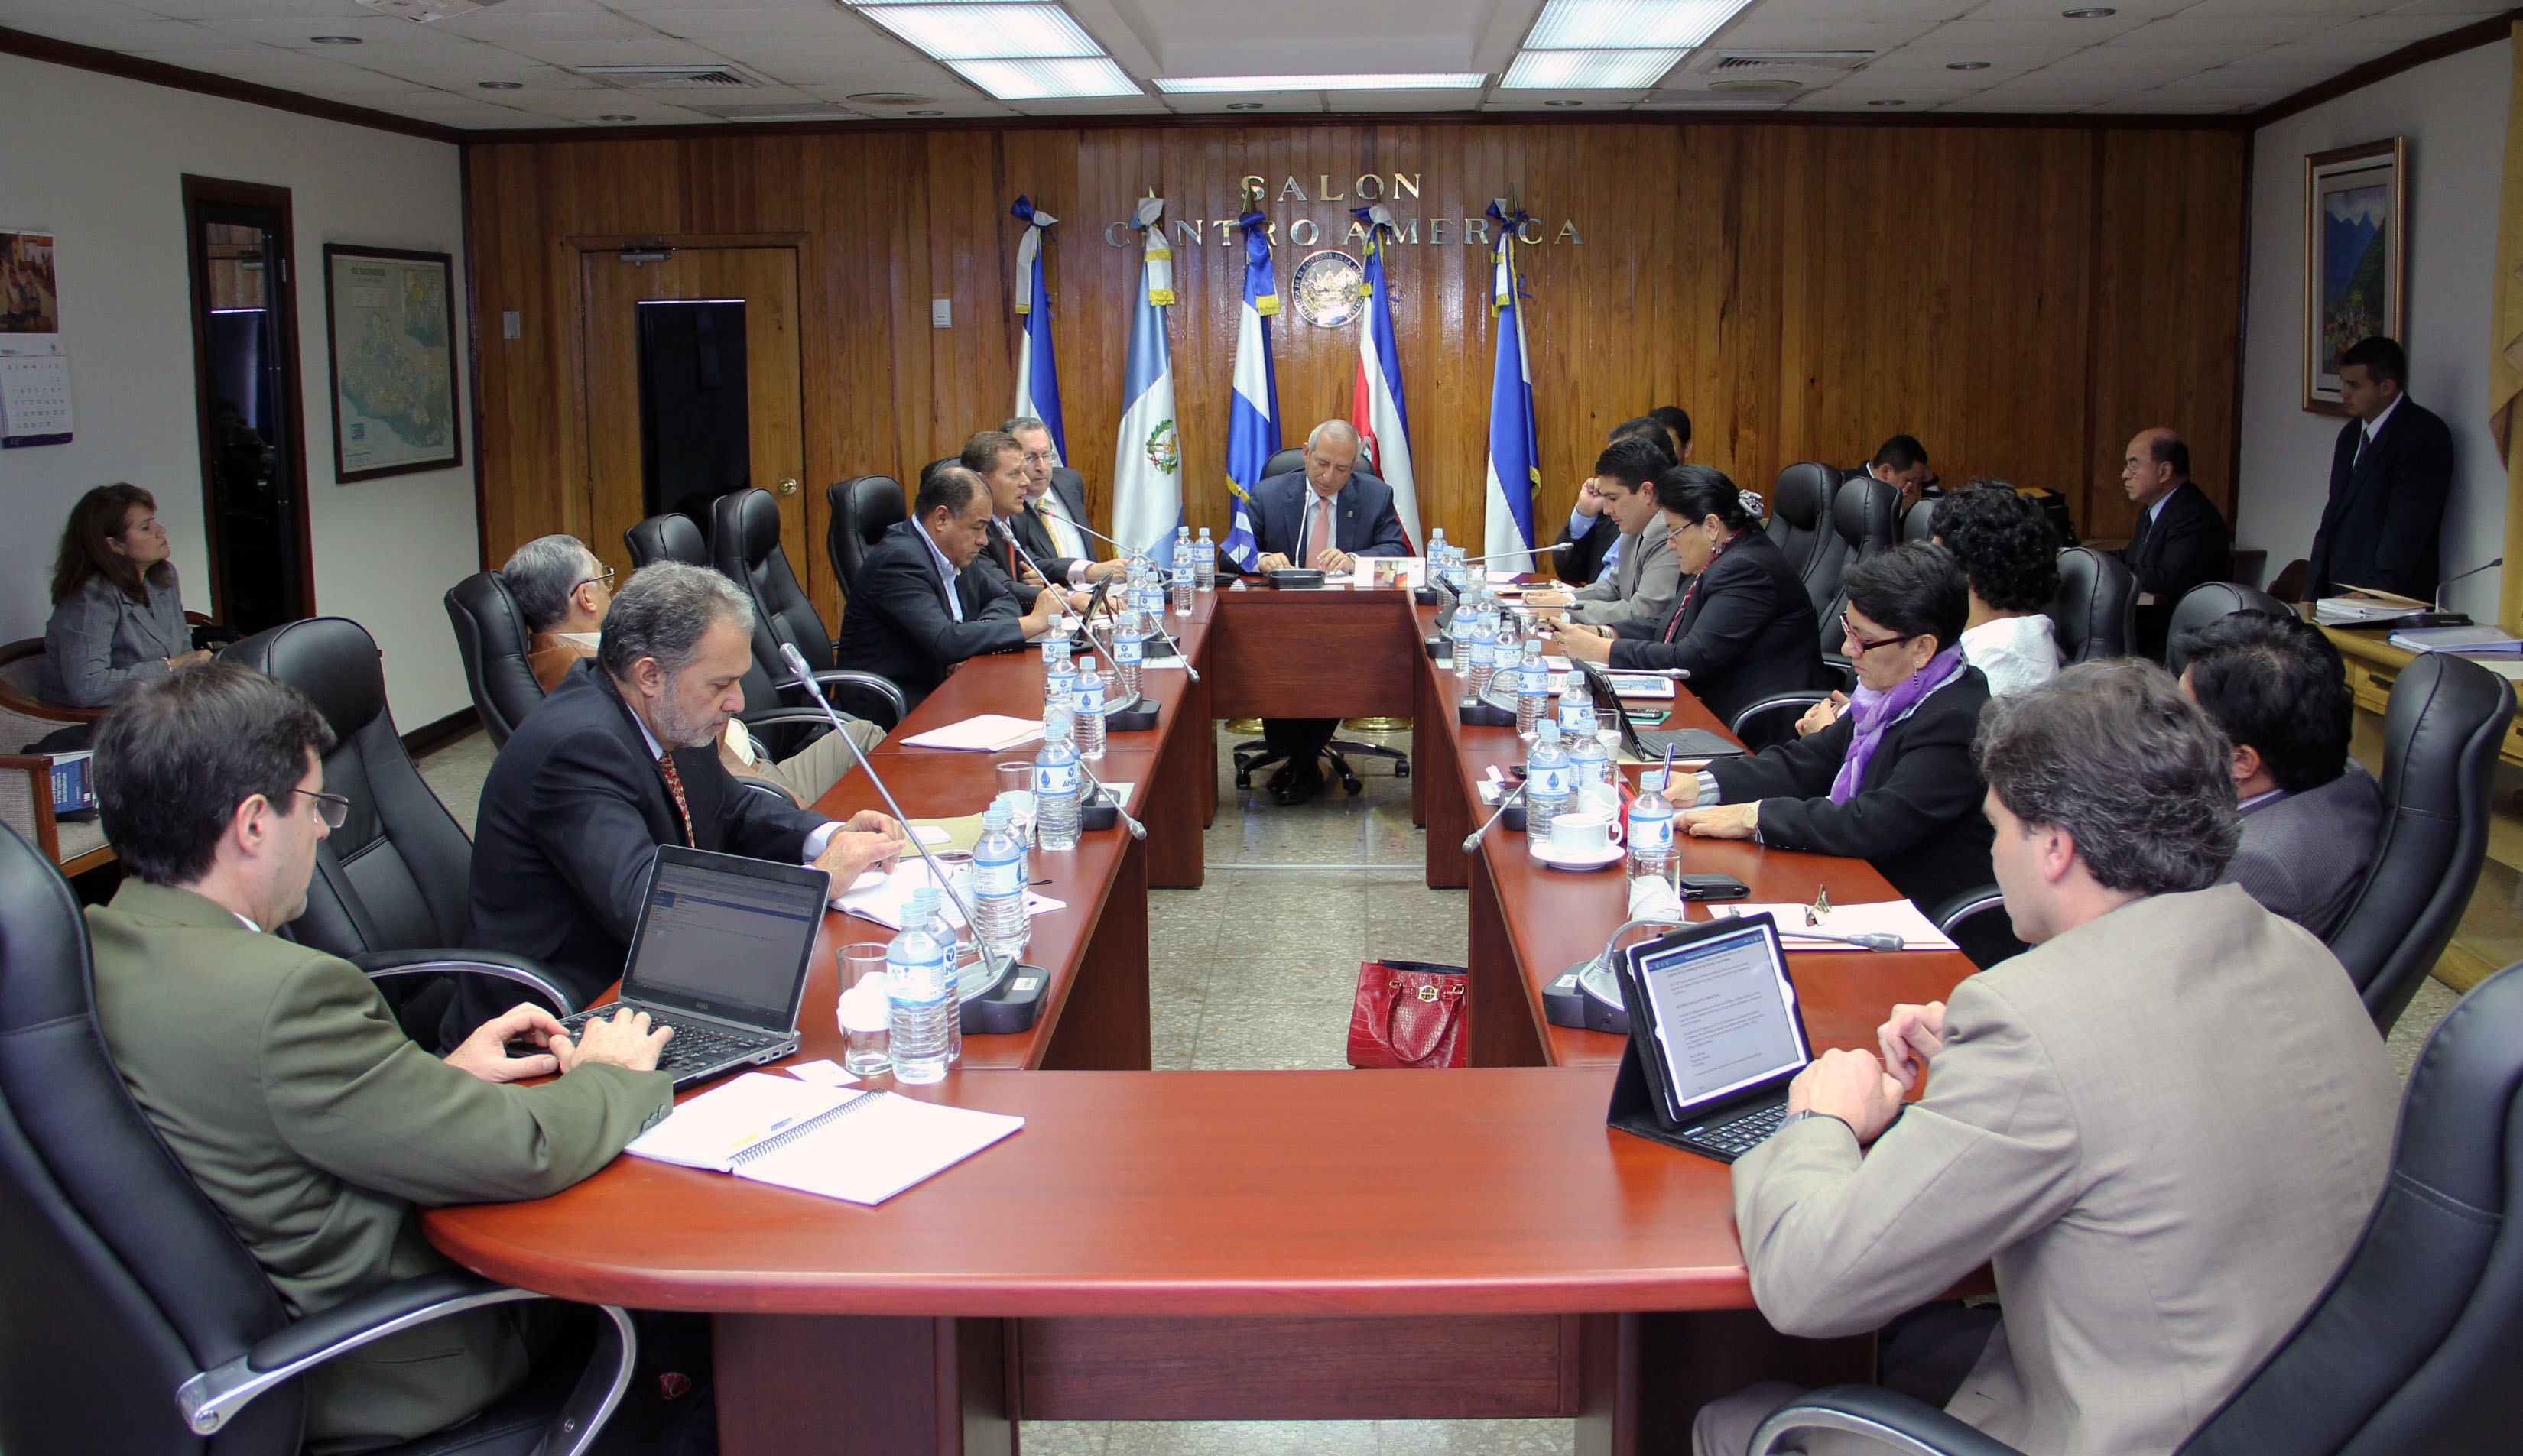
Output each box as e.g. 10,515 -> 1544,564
1547,808 -> 1624,858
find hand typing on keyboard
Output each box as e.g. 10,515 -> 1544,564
447,1003 -> 570,1084
553,1007 -> 674,1075
1786,1048 -> 1906,1146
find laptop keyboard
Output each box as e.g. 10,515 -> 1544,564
556,1008 -> 779,1071
1686,1101 -> 1791,1156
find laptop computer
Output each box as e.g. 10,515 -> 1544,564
547,845 -> 830,1088
1572,657 -> 1743,760
1615,915 -> 1815,1163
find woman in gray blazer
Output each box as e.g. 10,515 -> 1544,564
44,483 -> 206,707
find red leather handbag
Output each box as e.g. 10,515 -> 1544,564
1346,959 -> 1469,1068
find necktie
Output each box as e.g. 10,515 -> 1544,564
656,751 -> 694,847
1037,498 -> 1083,561
2353,424 -> 2373,471
1304,495 -> 1334,565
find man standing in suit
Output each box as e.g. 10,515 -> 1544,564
465,562 -> 906,1041
1694,660 -> 2398,1456
2177,611 -> 2381,936
837,465 -> 1062,707
2306,336 -> 2456,601
1519,439 -> 1681,631
1552,413 -> 1684,585
1005,416 -> 1125,588
2116,427 -> 2230,657
1249,420 -> 1410,802
86,663 -> 676,1451
961,429 -> 1094,615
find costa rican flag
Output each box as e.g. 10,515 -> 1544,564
1349,204 -> 1421,553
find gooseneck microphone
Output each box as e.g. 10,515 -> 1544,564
1074,760 -> 1147,841
1462,780 -> 1528,853
778,643 -> 1041,998
1059,516 -> 1201,683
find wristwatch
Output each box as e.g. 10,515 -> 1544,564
1778,1109 -> 1854,1139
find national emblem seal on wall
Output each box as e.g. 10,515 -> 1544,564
1291,249 -> 1364,328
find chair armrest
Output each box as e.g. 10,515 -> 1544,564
1729,692 -> 1830,750
178,1270 -> 541,1434
740,707 -> 858,733
1750,1385 -> 2025,1456
1929,884 -> 2007,936
813,669 -> 906,725
350,949 -> 578,1014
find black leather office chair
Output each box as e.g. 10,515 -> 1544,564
1901,496 -> 1938,546
2047,546 -> 2134,663
2160,582 -> 2290,676
1764,463 -> 1845,621
442,571 -> 543,749
1262,445 -> 1304,481
0,820 -> 635,1456
623,512 -> 706,569
826,474 -> 905,598
1930,884 -> 2026,971
1749,955 -> 2523,1456
220,618 -> 576,1039
709,487 -> 908,737
1833,475 -> 1901,565
2327,652 -> 2513,1032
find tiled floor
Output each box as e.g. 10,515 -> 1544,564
415,719 -> 2460,1456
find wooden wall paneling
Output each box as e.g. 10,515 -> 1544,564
2083,128 -> 2251,543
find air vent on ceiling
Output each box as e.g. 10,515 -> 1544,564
579,64 -> 766,89
1706,77 -> 1804,92
691,102 -> 862,121
846,92 -> 937,107
1702,50 -> 1875,72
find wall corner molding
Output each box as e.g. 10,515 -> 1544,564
0,24 -> 463,145
2250,10 -> 2518,128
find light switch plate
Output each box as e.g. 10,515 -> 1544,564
931,297 -> 952,328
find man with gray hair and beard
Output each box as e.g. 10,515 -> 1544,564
455,561 -> 905,1045
1694,659 -> 2398,1456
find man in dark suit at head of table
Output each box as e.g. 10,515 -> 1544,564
2304,335 -> 2456,602
1249,419 -> 1411,804
2117,427 -> 2230,658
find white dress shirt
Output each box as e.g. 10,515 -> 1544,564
909,517 -> 964,622
1959,613 -> 2062,699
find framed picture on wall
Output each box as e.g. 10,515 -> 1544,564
2303,138 -> 2405,416
322,244 -> 461,481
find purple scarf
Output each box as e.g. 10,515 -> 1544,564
1829,647 -> 1964,805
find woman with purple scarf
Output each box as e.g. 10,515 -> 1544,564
1667,543 -> 1998,911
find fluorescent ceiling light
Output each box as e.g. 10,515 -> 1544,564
1523,0 -> 1752,50
1154,73 -> 1486,92
947,56 -> 1140,98
859,4 -> 1101,60
1499,48 -> 1683,88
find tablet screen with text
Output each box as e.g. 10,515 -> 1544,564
1632,920 -> 1810,1117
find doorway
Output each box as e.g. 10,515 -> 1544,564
578,246 -> 813,611
182,176 -> 312,636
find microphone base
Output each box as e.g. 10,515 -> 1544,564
961,960 -> 1049,1035
1414,586 -> 1443,606
1458,698 -> 1517,728
1104,705 -> 1160,733
1541,958 -> 1630,1034
1425,635 -> 1450,660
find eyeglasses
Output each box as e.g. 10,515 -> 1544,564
576,566 -> 616,592
294,788 -> 350,829
1841,615 -> 1911,654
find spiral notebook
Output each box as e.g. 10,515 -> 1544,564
625,1072 -> 1024,1205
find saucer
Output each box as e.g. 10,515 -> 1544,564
1531,840 -> 1624,871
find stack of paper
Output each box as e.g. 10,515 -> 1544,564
626,1072 -> 1024,1205
1604,673 -> 1677,700
1710,900 -> 1960,952
835,858 -> 1064,929
899,715 -> 1045,751
2314,598 -> 2414,626
2389,625 -> 2523,654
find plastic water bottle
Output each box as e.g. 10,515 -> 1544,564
1193,527 -> 1217,590
1566,703 -> 1610,793
1628,786 -> 1677,887
1427,528 -> 1447,576
971,806 -> 1030,958
1514,639 -> 1549,738
911,887 -> 965,1065
1525,724 -> 1574,847
1111,607 -> 1145,697
1073,660 -> 1107,760
1044,647 -> 1077,709
1034,707 -> 1083,851
1170,558 -> 1194,616
1041,620 -> 1073,675
1466,615 -> 1498,698
1134,563 -> 1163,621
884,890 -> 953,1085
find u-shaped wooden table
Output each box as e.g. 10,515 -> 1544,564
426,584 -> 1976,1456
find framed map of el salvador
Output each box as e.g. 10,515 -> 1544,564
323,245 -> 460,481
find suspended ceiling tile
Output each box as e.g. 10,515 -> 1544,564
1752,0 -> 1979,21
1700,18 -> 1943,50
2106,13 -> 2349,44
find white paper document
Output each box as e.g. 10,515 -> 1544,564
834,858 -> 1064,929
1709,900 -> 1960,952
625,1072 -> 1024,1205
899,715 -> 1045,751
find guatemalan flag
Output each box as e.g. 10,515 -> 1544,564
1482,202 -> 1540,572
1010,196 -> 1067,460
1221,209 -> 1278,572
1110,194 -> 1183,566
1349,204 -> 1421,552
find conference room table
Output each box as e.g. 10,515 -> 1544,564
426,579 -> 1982,1456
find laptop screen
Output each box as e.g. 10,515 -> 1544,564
620,848 -> 829,1029
1630,919 -> 1811,1117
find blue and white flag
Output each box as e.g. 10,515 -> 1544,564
1011,196 -> 1067,460
1221,208 -> 1278,572
1482,201 -> 1540,572
1349,203 -> 1421,552
1110,194 -> 1182,566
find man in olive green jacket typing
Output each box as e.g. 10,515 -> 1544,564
86,663 -> 677,1453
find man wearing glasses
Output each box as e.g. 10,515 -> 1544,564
83,661 -> 675,1451
499,533 -> 871,808
1002,416 -> 1127,589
